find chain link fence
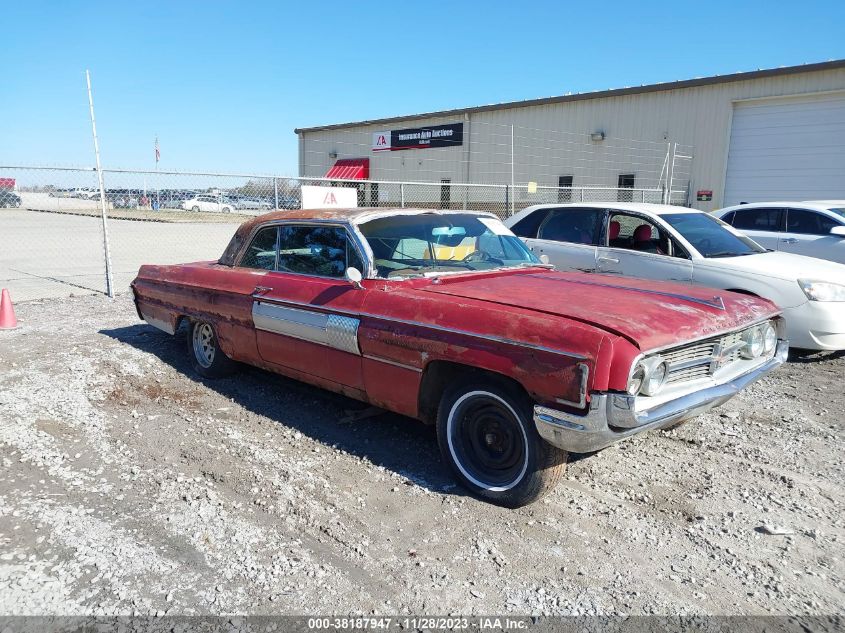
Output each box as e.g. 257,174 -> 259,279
0,165 -> 683,302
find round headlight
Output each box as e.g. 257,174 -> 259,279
641,359 -> 669,396
762,322 -> 777,355
741,326 -> 765,359
628,362 -> 647,395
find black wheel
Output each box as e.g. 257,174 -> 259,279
191,205 -> 200,212
436,378 -> 567,507
186,320 -> 238,378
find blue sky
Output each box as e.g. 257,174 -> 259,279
1,0 -> 843,175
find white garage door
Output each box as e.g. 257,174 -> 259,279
723,92 -> 845,205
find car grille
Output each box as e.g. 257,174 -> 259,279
663,330 -> 745,385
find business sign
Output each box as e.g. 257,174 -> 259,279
372,123 -> 463,151
696,190 -> 713,201
301,185 -> 358,209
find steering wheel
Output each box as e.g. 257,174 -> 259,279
462,250 -> 505,266
695,238 -> 712,253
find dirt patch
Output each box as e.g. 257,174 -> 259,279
0,293 -> 842,616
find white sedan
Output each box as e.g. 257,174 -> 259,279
505,202 -> 845,351
714,201 -> 845,264
181,194 -> 234,213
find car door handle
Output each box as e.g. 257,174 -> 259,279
253,285 -> 272,296
597,256 -> 619,264
781,238 -> 799,244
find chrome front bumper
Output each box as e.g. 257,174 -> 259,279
534,340 -> 789,454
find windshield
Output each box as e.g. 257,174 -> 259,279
359,213 -> 540,278
661,212 -> 766,258
827,207 -> 845,219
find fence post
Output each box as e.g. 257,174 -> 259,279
510,125 -> 515,215
85,70 -> 114,299
400,182 -> 405,208
273,177 -> 279,210
667,142 -> 677,204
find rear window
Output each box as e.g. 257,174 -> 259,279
731,208 -> 783,232
538,208 -> 604,245
510,208 -> 550,238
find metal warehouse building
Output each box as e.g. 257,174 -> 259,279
296,60 -> 845,211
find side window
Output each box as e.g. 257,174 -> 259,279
786,209 -> 838,235
732,208 -> 783,232
277,225 -> 363,278
538,208 -> 603,245
721,211 -> 735,225
239,226 -> 278,270
608,213 -> 677,257
510,208 -> 550,238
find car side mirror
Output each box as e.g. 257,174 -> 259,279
539,254 -> 551,265
830,226 -> 845,238
345,267 -> 364,290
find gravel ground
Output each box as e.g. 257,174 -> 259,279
0,294 -> 842,616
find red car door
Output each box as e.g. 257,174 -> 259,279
251,223 -> 367,392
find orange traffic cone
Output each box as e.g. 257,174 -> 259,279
0,288 -> 18,329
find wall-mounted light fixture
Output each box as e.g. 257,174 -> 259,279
590,131 -> 605,142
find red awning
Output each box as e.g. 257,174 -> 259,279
325,158 -> 369,180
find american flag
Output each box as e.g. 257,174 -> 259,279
154,137 -> 160,164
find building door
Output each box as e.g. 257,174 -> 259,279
724,92 -> 845,205
617,174 -> 635,202
440,179 -> 451,209
558,176 -> 574,202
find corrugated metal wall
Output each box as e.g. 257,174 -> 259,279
299,68 -> 845,210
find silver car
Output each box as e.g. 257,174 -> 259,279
715,201 -> 845,265
230,197 -> 272,211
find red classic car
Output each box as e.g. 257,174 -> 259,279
131,208 -> 788,507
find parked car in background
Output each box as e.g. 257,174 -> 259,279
132,207 -> 786,507
278,194 -> 300,210
71,188 -> 100,200
0,191 -> 21,208
230,196 -> 273,211
112,193 -> 139,209
181,194 -> 234,213
159,190 -> 197,209
715,201 -> 845,264
505,202 -> 845,351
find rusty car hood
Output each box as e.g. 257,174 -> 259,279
420,270 -> 779,351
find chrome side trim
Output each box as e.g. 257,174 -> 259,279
252,301 -> 361,355
326,314 -> 361,355
362,354 -> 423,373
250,294 -> 587,361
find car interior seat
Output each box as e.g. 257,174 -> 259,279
608,220 -> 622,246
633,224 -> 664,254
